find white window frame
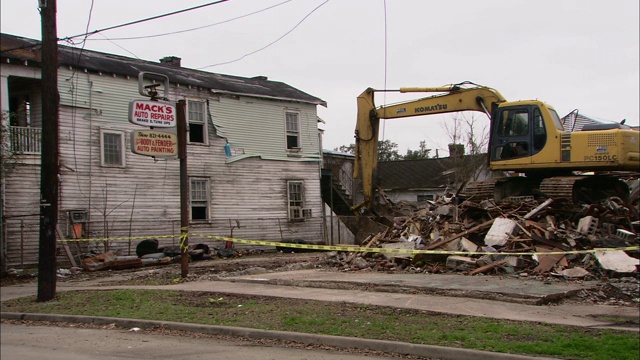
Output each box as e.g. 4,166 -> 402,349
190,177 -> 210,222
287,180 -> 310,221
187,99 -> 208,145
285,111 -> 301,150
100,129 -> 126,167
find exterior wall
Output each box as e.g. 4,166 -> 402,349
3,159 -> 40,266
211,95 -> 320,160
1,67 -> 323,266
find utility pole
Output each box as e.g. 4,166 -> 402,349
177,100 -> 189,278
38,0 -> 59,302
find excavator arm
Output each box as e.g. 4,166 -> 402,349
353,83 -> 506,212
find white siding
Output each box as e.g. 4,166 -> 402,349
3,68 -> 324,266
3,160 -> 41,266
211,96 -> 320,160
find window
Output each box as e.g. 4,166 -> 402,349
188,100 -> 207,144
100,129 -> 125,167
533,108 -> 547,151
498,109 -> 529,137
190,178 -> 209,221
285,111 -> 300,149
287,180 -> 310,221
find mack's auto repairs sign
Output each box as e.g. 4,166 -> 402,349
129,100 -> 176,128
131,130 -> 178,158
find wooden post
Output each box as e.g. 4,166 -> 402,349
177,100 -> 189,278
38,0 -> 59,302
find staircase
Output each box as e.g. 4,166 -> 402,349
321,168 -> 354,216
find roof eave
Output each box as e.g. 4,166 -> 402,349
211,89 -> 327,107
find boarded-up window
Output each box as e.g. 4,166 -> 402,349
190,178 -> 209,221
188,100 -> 206,144
100,129 -> 125,167
285,111 -> 300,149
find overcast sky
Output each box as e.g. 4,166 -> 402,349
2,0 -> 638,155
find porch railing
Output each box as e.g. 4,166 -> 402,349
9,126 -> 41,154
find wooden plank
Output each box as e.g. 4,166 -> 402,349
424,218 -> 495,250
533,246 -> 564,273
56,225 -> 77,267
468,259 -> 507,276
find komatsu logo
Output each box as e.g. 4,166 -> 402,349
415,104 -> 447,113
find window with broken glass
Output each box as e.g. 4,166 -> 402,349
190,178 -> 209,221
188,100 -> 207,144
287,180 -> 306,221
285,111 -> 300,150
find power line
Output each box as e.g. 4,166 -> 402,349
89,0 -> 293,41
59,0 -> 230,42
197,0 -> 329,69
381,0 -> 389,142
95,33 -> 142,59
1,0 -> 231,54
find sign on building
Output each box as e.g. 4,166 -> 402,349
129,100 -> 177,128
131,130 -> 178,158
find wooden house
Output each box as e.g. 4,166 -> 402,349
0,33 -> 326,267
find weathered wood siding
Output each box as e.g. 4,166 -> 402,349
211,95 -> 320,160
3,160 -> 41,266
3,68 -> 323,266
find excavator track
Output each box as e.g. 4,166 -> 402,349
462,178 -> 499,200
463,177 -> 542,202
540,175 -> 631,204
539,176 -> 578,200
463,175 -> 631,204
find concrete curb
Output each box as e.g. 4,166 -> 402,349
1,312 -> 554,360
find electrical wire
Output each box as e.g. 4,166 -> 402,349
89,0 -> 293,41
59,0 -> 230,43
69,0 -> 96,203
2,1 -> 230,54
197,0 -> 329,69
95,33 -> 142,59
381,0 -> 388,142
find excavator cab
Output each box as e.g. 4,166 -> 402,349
490,104 -> 557,162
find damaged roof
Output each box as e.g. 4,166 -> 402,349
378,157 -> 476,190
0,33 -> 326,106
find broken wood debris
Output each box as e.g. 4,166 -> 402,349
80,241 -> 213,272
335,194 -> 640,278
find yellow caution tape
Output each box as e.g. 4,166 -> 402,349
192,234 -> 640,257
179,227 -> 189,251
57,231 -> 640,257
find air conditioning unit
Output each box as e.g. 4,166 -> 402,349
302,208 -> 312,219
69,210 -> 88,223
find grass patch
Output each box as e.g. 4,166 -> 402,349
2,289 -> 638,359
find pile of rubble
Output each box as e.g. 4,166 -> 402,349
334,195 -> 640,279
79,240 -> 216,272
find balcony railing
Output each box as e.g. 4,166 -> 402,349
9,126 -> 41,154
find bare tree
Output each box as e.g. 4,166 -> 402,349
442,113 -> 490,187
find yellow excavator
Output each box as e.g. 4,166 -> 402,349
353,81 -> 639,212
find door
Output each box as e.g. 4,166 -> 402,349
491,106 -> 540,162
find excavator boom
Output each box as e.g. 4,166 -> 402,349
354,83 -> 506,210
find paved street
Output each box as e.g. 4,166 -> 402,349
1,323 -> 397,360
